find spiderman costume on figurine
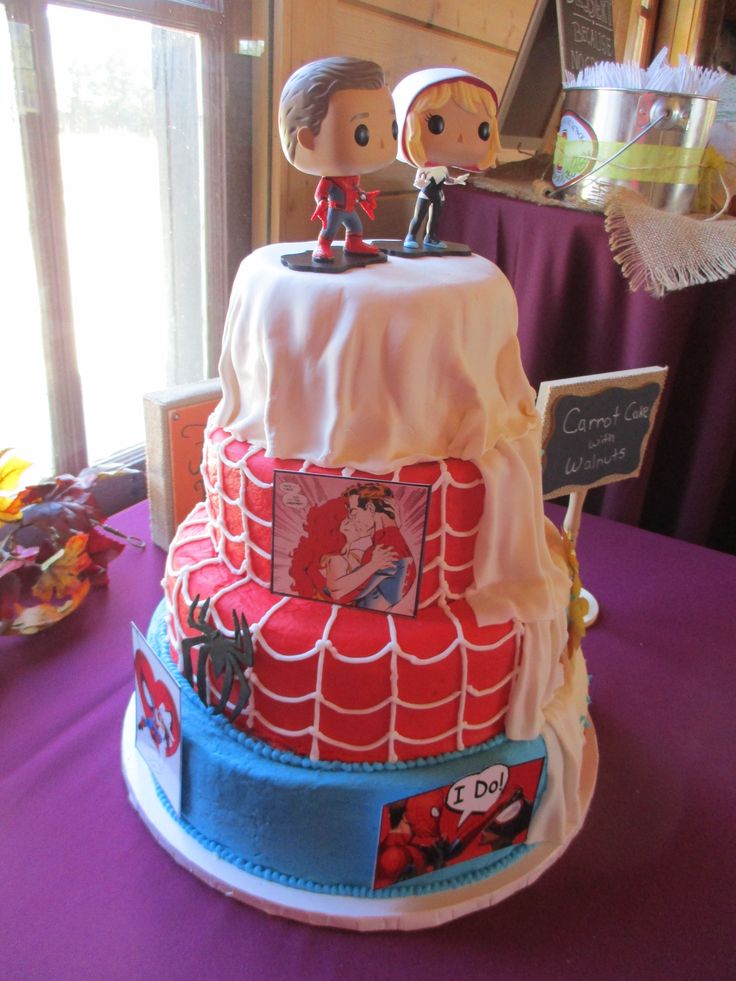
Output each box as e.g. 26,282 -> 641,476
278,56 -> 396,263
311,175 -> 381,261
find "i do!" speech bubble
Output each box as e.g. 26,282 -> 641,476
446,764 -> 509,826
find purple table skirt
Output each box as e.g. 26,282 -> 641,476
441,185 -> 736,556
2,501 -> 735,979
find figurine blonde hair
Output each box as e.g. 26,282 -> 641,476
402,78 -> 500,171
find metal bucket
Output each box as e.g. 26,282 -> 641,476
552,87 -> 718,212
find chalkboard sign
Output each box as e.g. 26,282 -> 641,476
556,0 -> 615,75
537,367 -> 667,499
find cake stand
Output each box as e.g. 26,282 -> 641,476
122,695 -> 598,932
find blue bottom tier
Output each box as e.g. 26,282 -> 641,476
146,601 -> 550,898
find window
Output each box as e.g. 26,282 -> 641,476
2,7 -> 49,477
2,0 -> 237,482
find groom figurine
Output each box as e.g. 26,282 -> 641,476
278,56 -> 397,263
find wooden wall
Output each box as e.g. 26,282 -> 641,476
268,0 -> 538,243
244,0 -> 643,245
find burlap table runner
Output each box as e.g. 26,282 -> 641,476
604,187 -> 736,297
469,160 -> 736,298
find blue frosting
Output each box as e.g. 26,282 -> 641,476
148,602 -> 548,897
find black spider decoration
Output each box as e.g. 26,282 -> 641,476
180,595 -> 254,722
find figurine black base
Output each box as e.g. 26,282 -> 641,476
281,247 -> 388,274
372,240 -> 472,258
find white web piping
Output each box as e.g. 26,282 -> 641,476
455,603 -> 470,751
166,434 -> 521,762
200,425 -> 484,608
387,616 -> 399,761
167,517 -> 520,762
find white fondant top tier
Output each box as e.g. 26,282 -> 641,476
213,243 -> 569,640
214,243 -> 536,471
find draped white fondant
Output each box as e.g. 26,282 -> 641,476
528,647 -> 590,846
212,242 -> 587,846
214,243 -> 569,626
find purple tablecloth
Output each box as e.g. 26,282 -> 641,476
2,501 -> 735,979
441,185 -> 736,556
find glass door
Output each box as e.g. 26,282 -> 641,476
2,0 -> 229,476
1,3 -> 51,480
49,3 -> 206,463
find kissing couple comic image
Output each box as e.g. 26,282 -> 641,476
272,472 -> 430,618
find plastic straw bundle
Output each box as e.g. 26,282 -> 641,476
564,47 -> 725,98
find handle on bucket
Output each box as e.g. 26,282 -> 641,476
548,109 -> 674,198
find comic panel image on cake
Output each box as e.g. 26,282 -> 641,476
271,471 -> 430,618
132,624 -> 182,815
373,756 -> 544,890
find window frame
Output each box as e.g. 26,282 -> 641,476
3,0 -> 233,476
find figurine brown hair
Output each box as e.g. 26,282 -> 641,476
278,56 -> 387,164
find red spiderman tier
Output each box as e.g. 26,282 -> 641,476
202,427 -> 486,610
164,427 -> 522,764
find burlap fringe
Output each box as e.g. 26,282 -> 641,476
604,189 -> 736,298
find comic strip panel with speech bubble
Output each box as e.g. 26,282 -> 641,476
373,758 -> 544,890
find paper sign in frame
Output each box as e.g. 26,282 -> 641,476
143,378 -> 222,548
132,622 -> 183,816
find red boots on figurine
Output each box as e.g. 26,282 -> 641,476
313,233 -> 380,262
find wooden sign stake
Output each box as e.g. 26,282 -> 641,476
563,489 -> 586,545
562,489 -> 599,627
538,366 -> 668,631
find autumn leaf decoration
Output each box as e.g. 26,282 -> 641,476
0,449 -> 133,636
0,450 -> 31,525
32,533 -> 93,603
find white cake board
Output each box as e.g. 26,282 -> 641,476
122,696 -> 598,932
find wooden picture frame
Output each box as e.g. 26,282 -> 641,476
144,378 -> 222,548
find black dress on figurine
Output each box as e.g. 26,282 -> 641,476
406,175 -> 446,248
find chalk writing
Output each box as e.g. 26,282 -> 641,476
557,0 -> 615,73
537,368 -> 667,499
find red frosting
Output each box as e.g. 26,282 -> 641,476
166,511 -> 520,764
202,428 -> 485,609
164,429 -> 523,763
